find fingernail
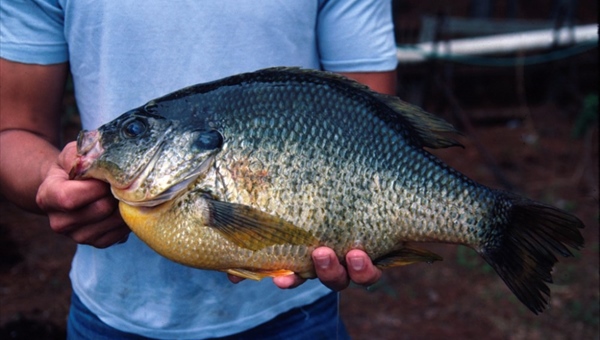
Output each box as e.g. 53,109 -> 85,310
349,256 -> 364,271
117,234 -> 129,244
314,254 -> 331,269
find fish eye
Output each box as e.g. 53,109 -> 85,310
193,130 -> 223,151
122,117 -> 147,138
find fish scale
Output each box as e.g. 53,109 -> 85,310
71,67 -> 584,314
178,75 -> 495,254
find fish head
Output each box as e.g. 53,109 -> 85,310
70,108 -> 224,206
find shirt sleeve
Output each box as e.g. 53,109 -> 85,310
317,0 -> 397,72
0,0 -> 68,64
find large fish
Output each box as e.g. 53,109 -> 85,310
70,68 -> 584,314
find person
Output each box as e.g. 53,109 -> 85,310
0,1 -> 398,338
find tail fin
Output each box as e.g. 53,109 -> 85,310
479,192 -> 584,314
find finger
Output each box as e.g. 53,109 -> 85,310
37,173 -> 112,212
273,274 -> 306,289
88,227 -> 131,249
57,141 -> 79,170
65,212 -> 125,244
117,233 -> 130,244
312,247 -> 349,291
346,249 -> 382,286
48,194 -> 120,234
227,274 -> 245,284
63,208 -> 129,247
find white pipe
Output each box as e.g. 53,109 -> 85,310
397,24 -> 598,63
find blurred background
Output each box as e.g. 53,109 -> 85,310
1,0 -> 598,339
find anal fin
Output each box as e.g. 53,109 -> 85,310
373,246 -> 443,269
226,268 -> 295,281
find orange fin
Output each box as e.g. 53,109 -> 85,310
226,268 -> 295,281
373,246 -> 443,269
205,199 -> 318,251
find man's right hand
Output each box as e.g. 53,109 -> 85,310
36,142 -> 130,248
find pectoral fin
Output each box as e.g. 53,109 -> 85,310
373,246 -> 443,269
205,199 -> 318,251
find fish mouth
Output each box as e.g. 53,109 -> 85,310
69,126 -> 217,207
114,153 -> 217,207
69,130 -> 104,180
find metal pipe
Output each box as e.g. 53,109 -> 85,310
397,24 -> 598,63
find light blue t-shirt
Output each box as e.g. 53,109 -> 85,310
1,1 -> 397,338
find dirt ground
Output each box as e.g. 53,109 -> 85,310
0,4 -> 598,338
340,103 -> 599,340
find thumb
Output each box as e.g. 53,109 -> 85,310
57,141 -> 79,172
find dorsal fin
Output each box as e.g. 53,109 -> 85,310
252,67 -> 463,149
151,66 -> 463,149
372,92 -> 463,149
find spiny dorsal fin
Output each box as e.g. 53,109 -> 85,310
254,67 -> 463,149
205,199 -> 318,251
156,66 -> 463,149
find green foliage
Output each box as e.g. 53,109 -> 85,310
572,94 -> 598,138
553,263 -> 579,285
566,299 -> 600,326
455,245 -> 493,274
364,276 -> 399,298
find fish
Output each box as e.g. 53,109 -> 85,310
69,67 -> 584,314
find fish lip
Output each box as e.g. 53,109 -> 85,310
77,130 -> 99,154
69,130 -> 104,180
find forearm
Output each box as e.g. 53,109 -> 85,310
338,70 -> 397,96
0,59 -> 68,212
0,130 -> 60,212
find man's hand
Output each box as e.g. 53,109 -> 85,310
310,247 -> 382,291
228,247 -> 382,291
36,142 -> 130,248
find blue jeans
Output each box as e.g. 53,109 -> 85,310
67,292 -> 350,339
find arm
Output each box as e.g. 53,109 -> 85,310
0,59 -> 67,211
0,58 -> 129,248
338,70 -> 397,96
